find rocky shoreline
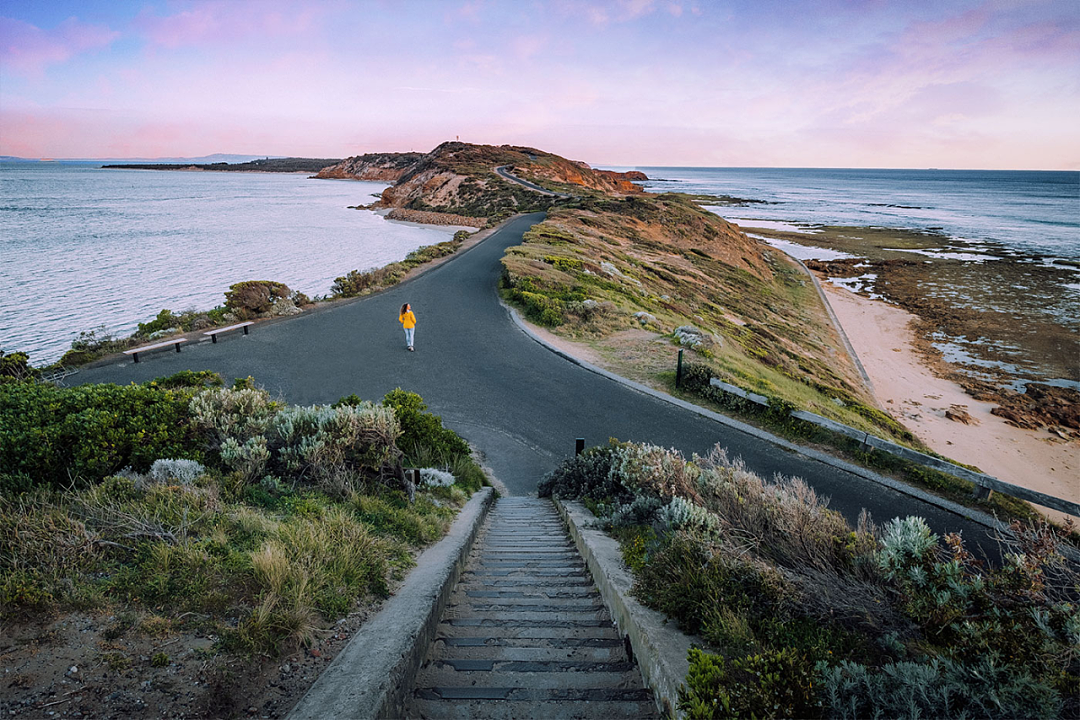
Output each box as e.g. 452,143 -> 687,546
383,208 -> 486,228
740,226 -> 1079,437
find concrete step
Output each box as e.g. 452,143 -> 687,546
413,667 -> 645,690
407,697 -> 657,720
434,625 -> 623,641
429,643 -> 628,663
404,496 -> 657,719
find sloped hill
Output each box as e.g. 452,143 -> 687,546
317,142 -> 645,219
312,152 -> 425,181
500,193 -> 891,432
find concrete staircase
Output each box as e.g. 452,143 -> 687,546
405,497 -> 658,719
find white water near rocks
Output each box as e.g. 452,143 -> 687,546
1,164 -> 462,365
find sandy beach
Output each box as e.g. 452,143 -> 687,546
820,282 -> 1079,521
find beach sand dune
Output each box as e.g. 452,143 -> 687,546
821,283 -> 1079,523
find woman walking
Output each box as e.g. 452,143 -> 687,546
399,303 -> 417,351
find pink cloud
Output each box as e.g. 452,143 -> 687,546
134,1 -> 322,49
555,0 -> 663,28
0,16 -> 119,77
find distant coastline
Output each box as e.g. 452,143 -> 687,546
101,157 -> 341,173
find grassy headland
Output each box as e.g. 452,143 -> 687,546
499,192 -> 905,440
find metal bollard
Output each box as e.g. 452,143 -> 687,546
575,438 -> 585,456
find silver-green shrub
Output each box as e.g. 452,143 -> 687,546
147,458 -> 207,485
608,443 -> 700,501
220,436 -> 270,483
609,495 -> 664,529
271,403 -> 399,480
189,387 -> 279,446
877,516 -> 938,581
817,656 -> 1061,719
148,458 -> 205,484
419,468 -> 455,488
657,495 -> 722,536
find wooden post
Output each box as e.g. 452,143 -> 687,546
575,438 -> 585,456
675,349 -> 684,389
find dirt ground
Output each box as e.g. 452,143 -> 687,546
0,601 -> 383,719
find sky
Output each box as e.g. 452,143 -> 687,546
1,0 -> 1078,169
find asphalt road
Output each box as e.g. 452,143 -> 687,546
76,213 -> 1001,554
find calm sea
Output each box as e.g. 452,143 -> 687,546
1,163 -> 462,365
627,167 -> 1079,262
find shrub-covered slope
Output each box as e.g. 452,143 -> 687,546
541,442 -> 1079,720
0,373 -> 486,714
500,193 -> 896,436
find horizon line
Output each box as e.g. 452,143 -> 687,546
2,154 -> 1076,174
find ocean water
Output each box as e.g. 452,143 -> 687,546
626,167 -> 1080,262
1,163 -> 464,365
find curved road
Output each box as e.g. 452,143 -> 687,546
77,213 -> 999,554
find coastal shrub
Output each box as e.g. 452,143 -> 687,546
381,388 -> 468,464
816,656 -> 1061,720
0,349 -> 39,383
189,386 -> 281,447
224,280 -> 291,318
681,647 -> 819,720
402,237 -> 463,268
537,445 -> 631,504
137,309 -> 180,337
419,468 -> 456,488
151,369 -> 224,389
57,325 -> 131,366
147,458 -> 207,485
572,440 -> 1078,718
695,447 -> 877,573
0,380 -> 201,490
331,265 -> 406,297
271,402 -> 400,489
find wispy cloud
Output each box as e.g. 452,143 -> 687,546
0,16 -> 119,77
133,0 -> 322,49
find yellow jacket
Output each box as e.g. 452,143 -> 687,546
399,311 -> 416,329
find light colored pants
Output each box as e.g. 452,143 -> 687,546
405,327 -> 414,347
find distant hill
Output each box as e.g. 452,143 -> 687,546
101,157 -> 342,173
316,142 -> 647,218
3,153 -> 282,164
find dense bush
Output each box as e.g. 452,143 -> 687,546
224,280 -> 291,318
553,439 -> 1079,719
380,388 -> 469,463
0,379 -> 202,491
0,349 -> 39,383
332,265 -> 407,298
817,656 -> 1061,719
332,236 -> 467,299
682,647 -> 819,720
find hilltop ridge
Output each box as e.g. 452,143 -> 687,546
316,142 -> 646,219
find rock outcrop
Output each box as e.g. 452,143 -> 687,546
313,152 -> 425,181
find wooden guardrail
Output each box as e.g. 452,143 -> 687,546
706,377 -> 1080,518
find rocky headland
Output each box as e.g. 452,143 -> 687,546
317,141 -> 647,221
